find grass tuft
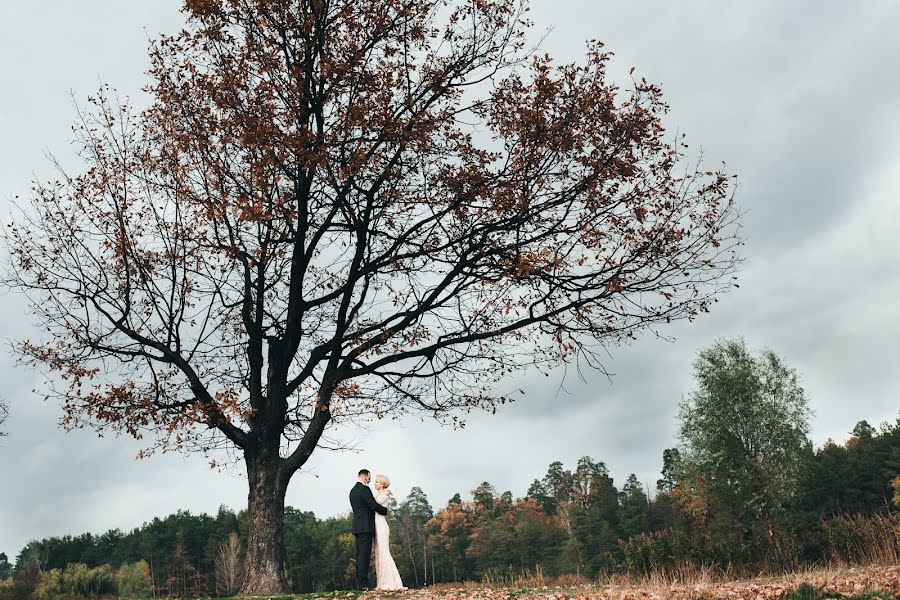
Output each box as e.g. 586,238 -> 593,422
789,583 -> 893,600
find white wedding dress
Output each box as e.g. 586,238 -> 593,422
373,489 -> 406,590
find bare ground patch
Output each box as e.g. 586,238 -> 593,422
351,565 -> 900,599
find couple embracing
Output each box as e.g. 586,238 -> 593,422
349,469 -> 407,590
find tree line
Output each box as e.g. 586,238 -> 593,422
5,436 -> 899,597
5,344 -> 899,598
6,427 -> 900,596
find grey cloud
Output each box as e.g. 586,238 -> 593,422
530,1 -> 900,252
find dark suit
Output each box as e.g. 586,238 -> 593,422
349,481 -> 388,589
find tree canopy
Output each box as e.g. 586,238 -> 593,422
677,338 -> 812,564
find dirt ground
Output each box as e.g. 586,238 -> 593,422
356,565 -> 900,599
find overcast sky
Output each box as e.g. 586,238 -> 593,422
2,1 -> 899,560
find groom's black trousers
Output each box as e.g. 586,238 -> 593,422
354,532 -> 374,589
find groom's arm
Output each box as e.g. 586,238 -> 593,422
364,487 -> 388,515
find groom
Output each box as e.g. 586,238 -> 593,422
349,468 -> 388,589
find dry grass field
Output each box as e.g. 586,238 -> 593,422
340,565 -> 900,599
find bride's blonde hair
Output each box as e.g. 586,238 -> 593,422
375,474 -> 391,488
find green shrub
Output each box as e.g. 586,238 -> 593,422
0,576 -> 14,599
34,568 -> 62,599
792,584 -> 821,600
60,563 -> 116,596
12,561 -> 41,599
791,583 -> 892,600
115,561 -> 151,598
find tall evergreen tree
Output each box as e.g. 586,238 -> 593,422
619,474 -> 651,540
656,448 -> 681,493
394,487 -> 434,586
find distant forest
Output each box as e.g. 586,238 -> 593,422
4,417 -> 899,596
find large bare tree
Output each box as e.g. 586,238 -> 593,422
4,0 -> 740,593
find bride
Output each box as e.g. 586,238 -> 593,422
372,474 -> 406,590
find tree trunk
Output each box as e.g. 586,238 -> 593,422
239,451 -> 290,595
766,517 -> 789,569
403,522 -> 419,585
